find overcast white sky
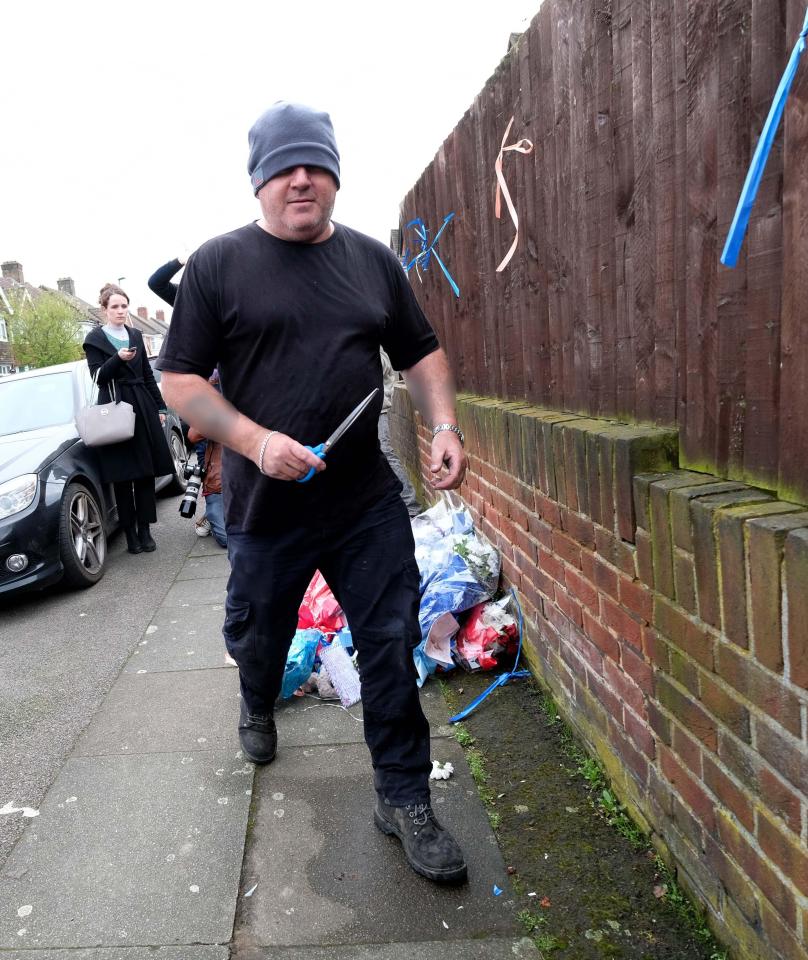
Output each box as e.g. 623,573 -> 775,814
1,0 -> 541,318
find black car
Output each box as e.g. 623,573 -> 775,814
0,359 -> 189,597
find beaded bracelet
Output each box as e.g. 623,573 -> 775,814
257,431 -> 278,476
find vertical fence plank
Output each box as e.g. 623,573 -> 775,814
519,27 -> 551,402
673,0 -> 689,439
596,2 -> 617,417
651,0 -> 678,424
632,0 -> 657,423
540,0 -> 564,408
474,88 -> 500,396
744,0 -> 785,485
685,0 -> 721,472
613,0 -> 637,419
452,116 -> 474,394
716,0 -> 752,479
496,56 -> 525,399
778,0 -> 808,503
434,139 -> 456,381
555,0 -> 576,411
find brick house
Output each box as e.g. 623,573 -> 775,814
0,261 -> 169,374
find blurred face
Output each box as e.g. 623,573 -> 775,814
104,294 -> 129,326
257,165 -> 337,243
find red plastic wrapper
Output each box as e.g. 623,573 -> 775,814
297,571 -> 346,634
454,600 -> 518,671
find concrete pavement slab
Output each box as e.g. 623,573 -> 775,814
234,739 -> 519,949
10,948 -> 229,960
231,938 -> 540,959
189,535 -> 229,558
74,669 -> 241,756
176,553 -> 231,580
160,577 -> 229,607
124,605 -> 229,674
0,750 -> 252,950
274,683 -> 453,747
78,670 -> 452,758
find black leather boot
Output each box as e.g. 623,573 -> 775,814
238,701 -> 277,765
138,523 -> 156,552
374,800 -> 468,883
124,526 -> 143,554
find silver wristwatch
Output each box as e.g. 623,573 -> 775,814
432,423 -> 465,446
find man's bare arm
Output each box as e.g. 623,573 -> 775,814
161,372 -> 325,481
402,348 -> 467,490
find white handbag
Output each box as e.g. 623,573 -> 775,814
76,373 -> 136,447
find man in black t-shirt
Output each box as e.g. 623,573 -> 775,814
160,101 -> 468,884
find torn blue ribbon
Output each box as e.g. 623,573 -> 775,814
721,6 -> 808,268
402,214 -> 461,297
449,588 -> 530,724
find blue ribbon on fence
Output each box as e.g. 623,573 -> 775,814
402,214 -> 461,297
721,6 -> 808,268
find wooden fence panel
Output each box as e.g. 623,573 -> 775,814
399,0 -> 808,503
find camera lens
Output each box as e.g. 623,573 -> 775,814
179,464 -> 204,518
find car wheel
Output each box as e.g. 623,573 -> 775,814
164,429 -> 189,495
59,482 -> 107,589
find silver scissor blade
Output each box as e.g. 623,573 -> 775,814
323,388 -> 379,452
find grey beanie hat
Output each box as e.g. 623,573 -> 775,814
248,101 -> 340,195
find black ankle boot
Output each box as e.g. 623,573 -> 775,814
125,526 -> 143,554
138,523 -> 156,552
238,701 -> 277,765
374,800 -> 468,883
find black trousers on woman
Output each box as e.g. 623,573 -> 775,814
114,477 -> 156,528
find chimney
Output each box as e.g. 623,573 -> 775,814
155,309 -> 165,323
57,277 -> 76,297
1,261 -> 24,284
137,306 -> 149,321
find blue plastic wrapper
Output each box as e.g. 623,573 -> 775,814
411,493 -> 500,685
280,629 -> 321,699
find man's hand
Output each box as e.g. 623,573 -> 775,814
260,432 -> 327,482
429,431 -> 467,489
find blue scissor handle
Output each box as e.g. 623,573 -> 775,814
297,442 -> 326,483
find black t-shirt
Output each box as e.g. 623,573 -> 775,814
159,221 -> 439,533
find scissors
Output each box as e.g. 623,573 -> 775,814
298,388 -> 379,483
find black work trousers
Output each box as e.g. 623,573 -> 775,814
224,489 -> 431,806
114,477 -> 157,529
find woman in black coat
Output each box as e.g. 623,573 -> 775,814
83,283 -> 174,554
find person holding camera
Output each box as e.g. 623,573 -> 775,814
186,428 -> 226,547
83,283 -> 174,555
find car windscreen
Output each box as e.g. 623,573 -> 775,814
0,372 -> 76,436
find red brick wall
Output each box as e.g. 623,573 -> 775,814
392,387 -> 808,960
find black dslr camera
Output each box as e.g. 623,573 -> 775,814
179,462 -> 205,519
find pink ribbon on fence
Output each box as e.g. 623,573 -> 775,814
494,116 -> 534,272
